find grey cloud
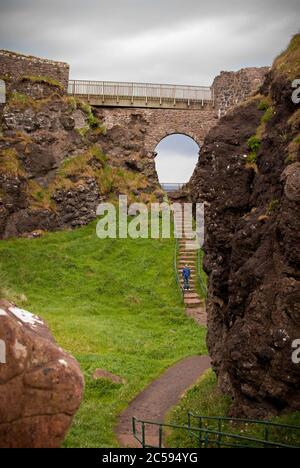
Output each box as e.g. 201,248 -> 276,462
0,0 -> 299,84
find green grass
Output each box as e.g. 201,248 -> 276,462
167,370 -> 300,448
0,148 -> 25,176
245,135 -> 262,164
267,198 -> 280,214
273,33 -> 300,78
0,220 -> 207,447
21,74 -> 64,90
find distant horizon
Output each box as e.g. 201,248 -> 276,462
156,134 -> 200,183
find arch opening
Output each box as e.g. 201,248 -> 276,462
0,80 -> 6,104
154,134 -> 200,192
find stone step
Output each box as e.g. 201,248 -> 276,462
184,298 -> 202,307
179,240 -> 196,243
179,249 -> 197,254
179,250 -> 198,255
179,242 -> 198,248
179,256 -> 196,260
183,293 -> 200,299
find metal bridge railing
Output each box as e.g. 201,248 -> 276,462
68,80 -> 213,104
132,415 -> 300,448
161,183 -> 185,193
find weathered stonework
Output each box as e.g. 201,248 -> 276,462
213,67 -> 269,116
0,50 -> 69,91
0,49 -> 269,238
96,105 -> 218,160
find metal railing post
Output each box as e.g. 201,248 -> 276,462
264,426 -> 269,448
159,424 -> 163,448
142,421 -> 146,448
217,419 -> 222,448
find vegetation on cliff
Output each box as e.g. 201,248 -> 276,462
188,34 -> 300,419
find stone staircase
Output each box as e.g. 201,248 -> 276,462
175,218 -> 207,327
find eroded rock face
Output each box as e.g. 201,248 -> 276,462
0,76 -> 164,239
0,49 -> 269,239
0,300 -> 84,448
189,39 -> 300,418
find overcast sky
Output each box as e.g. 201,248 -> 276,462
0,0 -> 299,85
0,0 -> 299,182
156,135 -> 200,183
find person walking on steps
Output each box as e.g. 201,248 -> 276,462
182,265 -> 191,291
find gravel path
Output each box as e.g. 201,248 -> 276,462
116,355 -> 211,447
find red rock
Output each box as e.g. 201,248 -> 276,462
0,300 -> 84,448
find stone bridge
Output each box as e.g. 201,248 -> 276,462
68,80 -> 218,161
97,105 -> 217,156
0,49 -> 268,158
0,50 -> 269,236
69,73 -> 268,189
68,72 -> 269,166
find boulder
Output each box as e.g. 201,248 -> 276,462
0,300 -> 84,448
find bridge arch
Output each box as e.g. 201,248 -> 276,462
96,106 -> 217,189
141,108 -> 214,165
154,133 -> 201,188
153,131 -> 201,155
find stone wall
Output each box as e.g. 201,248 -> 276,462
0,48 -> 271,238
0,50 -> 69,91
213,67 -> 269,116
97,105 -> 218,157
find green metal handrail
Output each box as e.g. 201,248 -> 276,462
197,249 -> 208,298
132,415 -> 300,449
188,412 -> 300,429
188,413 -> 300,449
174,238 -> 184,302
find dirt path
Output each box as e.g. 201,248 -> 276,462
116,355 -> 211,447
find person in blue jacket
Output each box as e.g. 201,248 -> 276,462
182,265 -> 191,290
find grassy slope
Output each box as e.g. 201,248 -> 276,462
0,220 -> 207,447
167,370 -> 300,447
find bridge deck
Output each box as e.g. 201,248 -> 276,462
68,80 -> 214,110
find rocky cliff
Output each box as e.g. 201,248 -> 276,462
189,35 -> 300,418
0,49 -> 269,239
0,51 -> 163,239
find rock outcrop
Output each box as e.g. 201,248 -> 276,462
189,35 -> 300,418
0,49 -> 269,239
0,51 -> 164,239
0,300 -> 84,448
